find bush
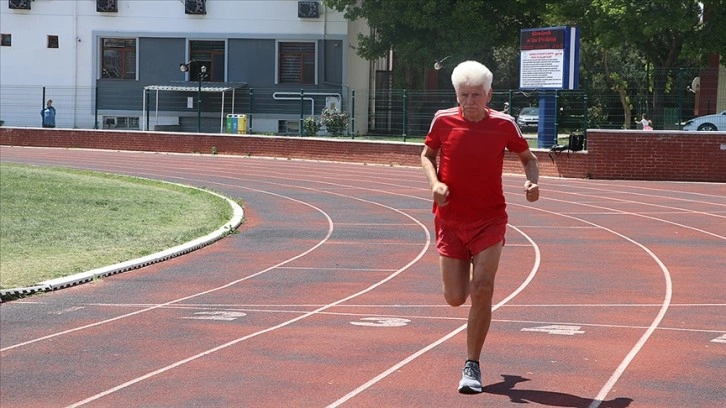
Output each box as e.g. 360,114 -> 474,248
303,116 -> 320,136
320,107 -> 349,136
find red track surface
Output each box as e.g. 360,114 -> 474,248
1,146 -> 724,408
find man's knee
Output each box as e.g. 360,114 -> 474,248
444,291 -> 468,307
469,278 -> 494,304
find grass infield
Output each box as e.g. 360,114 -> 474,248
0,163 -> 236,290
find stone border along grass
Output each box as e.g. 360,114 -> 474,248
0,183 -> 244,302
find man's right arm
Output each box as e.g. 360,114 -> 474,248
421,145 -> 449,206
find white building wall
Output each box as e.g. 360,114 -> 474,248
0,0 -> 364,131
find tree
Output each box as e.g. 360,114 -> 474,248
323,0 -> 543,89
546,0 -> 726,128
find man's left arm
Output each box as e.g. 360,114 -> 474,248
517,149 -> 539,202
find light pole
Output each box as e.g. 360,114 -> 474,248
180,61 -> 208,133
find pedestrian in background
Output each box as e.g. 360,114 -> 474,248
637,113 -> 652,130
41,99 -> 56,128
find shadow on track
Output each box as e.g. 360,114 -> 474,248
484,375 -> 633,408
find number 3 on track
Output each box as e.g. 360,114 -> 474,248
350,317 -> 411,327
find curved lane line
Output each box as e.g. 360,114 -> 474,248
1,151 -> 692,407
536,195 -> 726,240
0,187 -> 334,352
508,202 -> 674,408
64,184 -> 433,407
325,224 -> 541,407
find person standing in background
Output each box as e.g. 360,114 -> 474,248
41,99 -> 56,128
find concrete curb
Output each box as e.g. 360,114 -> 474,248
0,188 -> 244,302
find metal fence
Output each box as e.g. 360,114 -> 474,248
0,67 -> 722,145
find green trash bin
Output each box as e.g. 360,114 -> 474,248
226,114 -> 238,134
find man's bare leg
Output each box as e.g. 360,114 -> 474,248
440,242 -> 503,393
467,241 -> 502,360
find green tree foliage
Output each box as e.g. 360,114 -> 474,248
323,0 -> 543,89
325,0 -> 725,128
549,0 -> 726,127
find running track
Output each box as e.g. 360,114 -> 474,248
1,146 -> 724,408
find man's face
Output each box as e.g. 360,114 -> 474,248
456,83 -> 492,121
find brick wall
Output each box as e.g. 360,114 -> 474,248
1,128 -> 724,182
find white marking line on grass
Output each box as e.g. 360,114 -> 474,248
64,186 -> 433,407
325,224 -> 541,408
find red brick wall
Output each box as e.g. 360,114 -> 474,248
586,130 -> 726,182
1,128 -> 724,182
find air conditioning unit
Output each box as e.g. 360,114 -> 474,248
298,1 -> 319,18
9,0 -> 31,10
96,0 -> 118,13
185,0 -> 206,15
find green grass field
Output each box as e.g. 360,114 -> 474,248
0,163 -> 237,289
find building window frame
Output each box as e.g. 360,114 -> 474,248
277,41 -> 317,85
48,35 -> 59,49
187,40 -> 225,82
101,38 -> 137,80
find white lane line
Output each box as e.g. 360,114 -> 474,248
325,224 -> 541,408
587,242 -> 672,408
65,183 -> 433,407
7,152 -> 697,407
0,187 -> 334,353
539,194 -> 726,239
509,202 -> 674,408
538,179 -> 726,209
68,303 -> 726,334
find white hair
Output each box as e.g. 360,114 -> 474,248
451,60 -> 493,92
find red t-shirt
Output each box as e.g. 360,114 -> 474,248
424,107 -> 530,225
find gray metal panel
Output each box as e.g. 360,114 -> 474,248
228,38 -> 276,86
139,37 -> 187,83
322,39 -> 343,85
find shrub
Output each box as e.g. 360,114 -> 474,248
320,107 -> 349,136
303,116 -> 320,136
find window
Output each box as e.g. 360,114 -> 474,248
1,34 -> 11,47
48,35 -> 59,49
101,38 -> 136,79
188,40 -> 224,82
278,42 -> 315,84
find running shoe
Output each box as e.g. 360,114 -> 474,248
458,360 -> 483,394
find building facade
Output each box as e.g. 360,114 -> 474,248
0,0 -> 373,134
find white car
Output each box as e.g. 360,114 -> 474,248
682,110 -> 726,131
516,106 -> 539,130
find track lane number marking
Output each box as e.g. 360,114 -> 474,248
522,325 -> 585,335
350,317 -> 411,327
182,311 -> 247,321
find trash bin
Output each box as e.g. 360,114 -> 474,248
226,114 -> 238,134
237,114 -> 247,134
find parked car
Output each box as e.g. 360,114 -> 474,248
682,110 -> 726,131
516,106 -> 539,130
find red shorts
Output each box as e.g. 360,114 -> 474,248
435,215 -> 507,260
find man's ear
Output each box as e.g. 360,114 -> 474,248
487,88 -> 493,103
